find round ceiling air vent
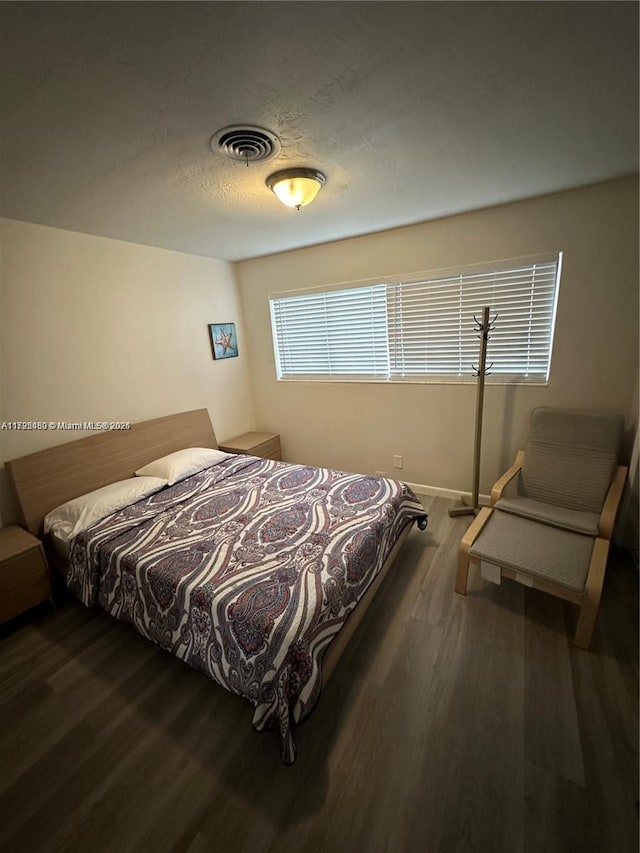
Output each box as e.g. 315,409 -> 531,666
211,125 -> 281,164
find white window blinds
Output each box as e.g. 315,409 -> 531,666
270,254 -> 561,384
270,284 -> 389,379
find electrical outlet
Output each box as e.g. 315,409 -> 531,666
393,455 -> 403,469
375,470 -> 386,477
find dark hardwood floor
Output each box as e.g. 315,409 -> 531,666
0,496 -> 637,853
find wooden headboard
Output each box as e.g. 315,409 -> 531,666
6,409 -> 218,537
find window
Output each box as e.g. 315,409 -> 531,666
270,253 -> 562,385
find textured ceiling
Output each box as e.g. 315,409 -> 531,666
1,1 -> 638,262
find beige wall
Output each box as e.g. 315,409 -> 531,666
0,218 -> 255,522
237,177 -> 639,504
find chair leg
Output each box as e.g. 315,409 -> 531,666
455,550 -> 470,595
574,538 -> 610,649
455,507 -> 493,595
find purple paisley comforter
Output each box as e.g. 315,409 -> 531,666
68,454 -> 427,763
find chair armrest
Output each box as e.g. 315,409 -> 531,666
490,450 -> 524,506
460,506 -> 493,555
598,465 -> 628,540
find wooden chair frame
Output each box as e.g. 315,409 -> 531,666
455,454 -> 628,649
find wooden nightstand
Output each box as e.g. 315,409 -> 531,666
219,431 -> 282,461
0,526 -> 53,624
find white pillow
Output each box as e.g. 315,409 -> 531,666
134,447 -> 231,485
44,476 -> 167,543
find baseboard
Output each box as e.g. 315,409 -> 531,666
404,481 -> 491,505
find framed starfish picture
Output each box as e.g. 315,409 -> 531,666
208,322 -> 238,360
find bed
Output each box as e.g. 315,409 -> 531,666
6,409 -> 427,763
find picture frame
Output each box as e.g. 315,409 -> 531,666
209,323 -> 238,360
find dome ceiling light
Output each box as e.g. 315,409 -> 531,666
266,168 -> 326,211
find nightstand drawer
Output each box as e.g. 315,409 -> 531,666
0,528 -> 52,624
219,431 -> 282,461
251,435 -> 281,460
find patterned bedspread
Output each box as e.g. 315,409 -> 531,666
68,455 -> 427,763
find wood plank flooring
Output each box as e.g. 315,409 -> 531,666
0,496 -> 637,853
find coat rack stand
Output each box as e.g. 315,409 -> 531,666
449,306 -> 497,518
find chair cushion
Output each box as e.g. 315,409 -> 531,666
495,496 -> 600,535
468,510 -> 595,593
519,408 -> 622,514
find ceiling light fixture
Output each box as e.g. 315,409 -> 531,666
266,168 -> 326,210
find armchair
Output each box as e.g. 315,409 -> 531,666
455,407 -> 627,649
